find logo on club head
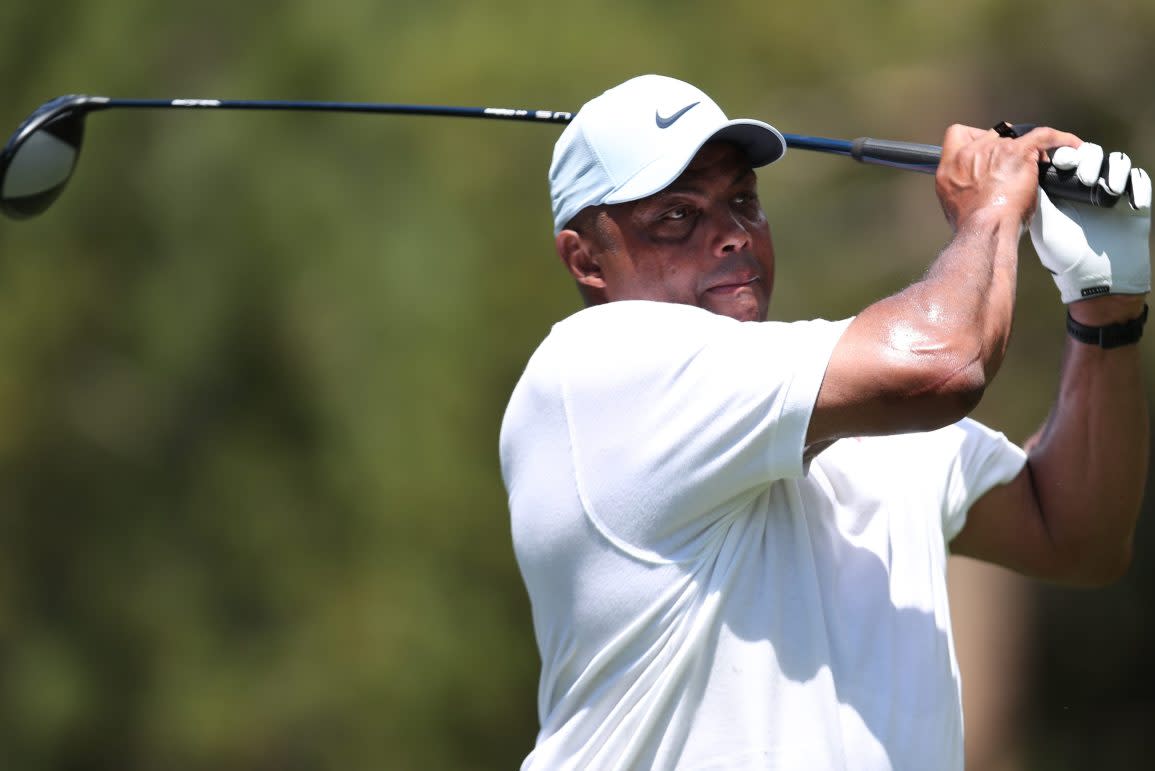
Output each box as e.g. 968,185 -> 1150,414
655,101 -> 700,129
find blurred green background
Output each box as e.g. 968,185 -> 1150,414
1,1 -> 1153,769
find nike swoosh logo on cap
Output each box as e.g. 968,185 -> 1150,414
655,101 -> 700,128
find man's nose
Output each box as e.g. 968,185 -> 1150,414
712,206 -> 751,256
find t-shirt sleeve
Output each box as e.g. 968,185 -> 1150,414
555,301 -> 849,560
937,418 -> 1028,543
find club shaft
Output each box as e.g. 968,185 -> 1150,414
91,99 -> 946,173
93,97 -> 576,123
94,99 -> 934,162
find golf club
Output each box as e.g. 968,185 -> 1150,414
0,93 -> 1117,220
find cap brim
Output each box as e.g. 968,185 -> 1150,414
713,120 -> 786,167
603,118 -> 785,206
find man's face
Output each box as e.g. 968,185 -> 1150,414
563,142 -> 776,322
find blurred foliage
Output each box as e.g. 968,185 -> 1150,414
1,1 -> 1153,769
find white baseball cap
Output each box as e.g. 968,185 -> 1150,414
549,74 -> 786,234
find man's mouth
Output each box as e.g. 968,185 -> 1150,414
706,276 -> 760,294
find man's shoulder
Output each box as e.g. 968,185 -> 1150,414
546,300 -> 844,353
534,301 -> 852,389
534,301 -> 726,362
553,300 -> 728,334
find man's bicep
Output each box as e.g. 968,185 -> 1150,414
950,465 -> 1065,580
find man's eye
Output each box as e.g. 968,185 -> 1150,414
734,191 -> 758,206
664,207 -> 690,221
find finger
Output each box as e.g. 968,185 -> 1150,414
1051,145 -> 1080,170
1129,168 -> 1152,211
1015,126 -> 1083,156
940,123 -> 995,153
1102,151 -> 1132,196
1076,142 -> 1105,187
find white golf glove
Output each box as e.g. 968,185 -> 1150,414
1029,143 -> 1152,303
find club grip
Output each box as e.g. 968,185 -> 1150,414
850,137 -> 940,171
1038,163 -> 1119,207
850,136 -> 1120,207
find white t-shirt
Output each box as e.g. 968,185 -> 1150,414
500,301 -> 1027,771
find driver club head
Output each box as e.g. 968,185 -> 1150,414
0,95 -> 93,220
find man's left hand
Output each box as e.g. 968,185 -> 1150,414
1029,143 -> 1152,304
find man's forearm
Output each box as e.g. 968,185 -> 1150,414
1026,297 -> 1149,583
912,210 -> 1023,380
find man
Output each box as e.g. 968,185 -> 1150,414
499,74 -> 1151,770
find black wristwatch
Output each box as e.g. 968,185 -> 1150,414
1066,304 -> 1149,348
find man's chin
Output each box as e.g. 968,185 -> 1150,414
702,288 -> 767,322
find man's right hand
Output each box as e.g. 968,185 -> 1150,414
934,124 -> 1083,232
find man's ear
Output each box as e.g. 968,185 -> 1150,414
556,229 -> 607,291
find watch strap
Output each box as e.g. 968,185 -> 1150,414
1066,304 -> 1148,348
